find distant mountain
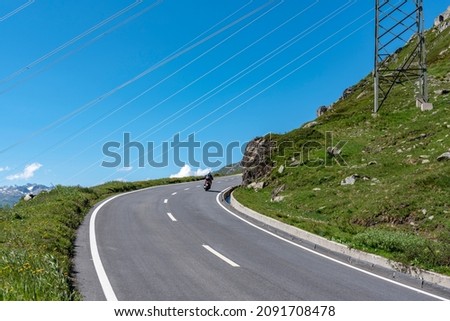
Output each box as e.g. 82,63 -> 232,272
214,162 -> 243,176
0,184 -> 52,207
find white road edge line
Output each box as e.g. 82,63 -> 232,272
203,245 -> 240,267
89,180 -> 201,301
90,195 -> 122,301
216,188 -> 448,301
167,212 -> 177,222
172,192 -> 177,195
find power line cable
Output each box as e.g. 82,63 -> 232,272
37,0 -> 284,160
0,0 -> 275,155
0,0 -> 34,22
0,0 -> 145,84
119,7 -> 374,181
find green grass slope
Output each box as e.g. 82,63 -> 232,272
0,177 -> 201,300
234,22 -> 450,275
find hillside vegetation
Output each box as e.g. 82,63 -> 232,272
234,19 -> 450,275
0,177 -> 201,300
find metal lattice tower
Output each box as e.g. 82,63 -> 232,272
374,0 -> 428,113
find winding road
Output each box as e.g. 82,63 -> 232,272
74,176 -> 450,301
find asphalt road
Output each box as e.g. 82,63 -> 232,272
74,176 -> 450,301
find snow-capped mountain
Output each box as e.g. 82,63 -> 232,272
0,184 -> 52,207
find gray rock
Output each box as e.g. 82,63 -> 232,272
434,89 -> 450,95
316,106 -> 328,117
247,182 -> 257,189
434,6 -> 450,32
278,165 -> 285,174
327,146 -> 342,157
341,86 -> 355,100
437,152 -> 450,161
303,121 -> 318,129
356,91 -> 366,99
271,195 -> 285,203
341,174 -> 359,186
23,193 -> 35,201
271,184 -> 286,199
247,181 -> 266,191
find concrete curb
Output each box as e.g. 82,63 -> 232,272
227,188 -> 450,290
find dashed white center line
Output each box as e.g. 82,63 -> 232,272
167,212 -> 177,222
202,245 -> 240,267
184,188 -> 190,191
164,199 -> 168,204
196,185 -> 201,188
171,192 -> 177,196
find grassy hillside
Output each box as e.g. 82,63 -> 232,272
234,21 -> 450,274
0,177 -> 201,300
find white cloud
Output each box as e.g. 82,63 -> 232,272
0,166 -> 10,172
6,163 -> 43,181
170,165 -> 211,178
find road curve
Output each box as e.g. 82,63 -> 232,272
74,176 -> 450,301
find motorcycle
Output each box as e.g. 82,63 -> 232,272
203,178 -> 212,191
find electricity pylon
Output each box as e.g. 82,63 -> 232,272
373,0 -> 429,113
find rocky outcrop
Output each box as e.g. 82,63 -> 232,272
241,137 -> 275,186
316,105 -> 329,117
434,6 -> 450,32
341,86 -> 355,100
302,121 -> 319,129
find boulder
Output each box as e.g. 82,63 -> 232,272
247,181 -> 266,191
303,121 -> 318,129
341,174 -> 359,186
327,146 -> 342,157
437,152 -> 450,162
434,89 -> 450,95
23,193 -> 35,201
316,106 -> 328,117
271,184 -> 286,201
271,195 -> 285,203
341,86 -> 355,100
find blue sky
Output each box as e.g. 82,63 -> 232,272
0,0 -> 448,186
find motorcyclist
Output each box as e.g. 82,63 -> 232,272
204,172 -> 213,190
205,172 -> 214,182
